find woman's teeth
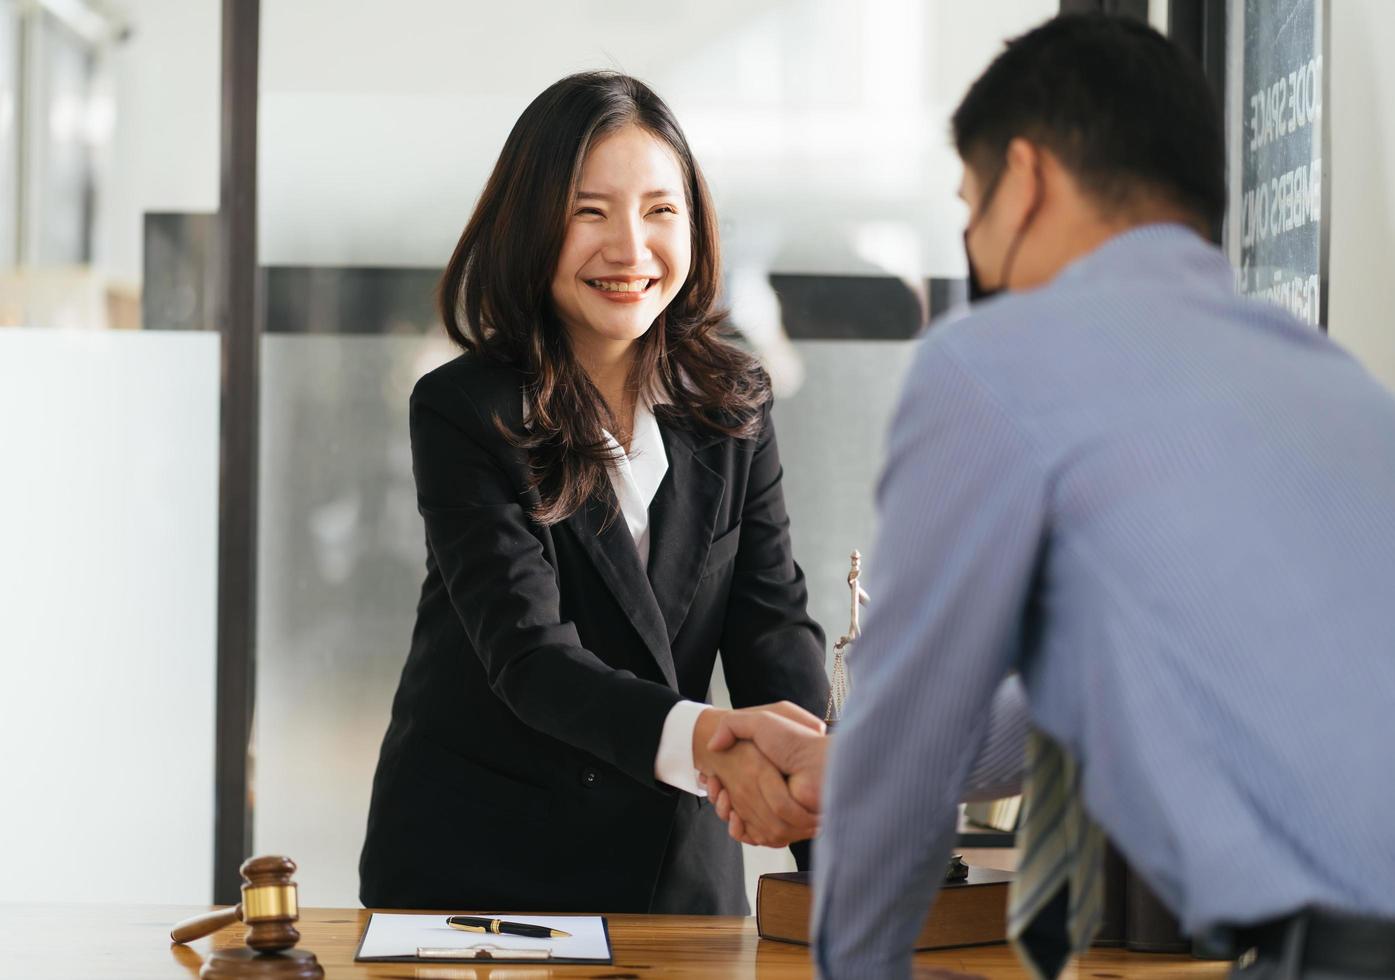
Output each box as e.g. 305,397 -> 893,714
587,279 -> 651,293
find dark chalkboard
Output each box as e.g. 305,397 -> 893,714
1225,0 -> 1329,328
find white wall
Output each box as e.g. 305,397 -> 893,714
93,0 -> 219,288
257,0 -> 1055,276
0,330 -> 220,904
1326,0 -> 1395,391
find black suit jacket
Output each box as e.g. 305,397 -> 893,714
359,353 -> 829,912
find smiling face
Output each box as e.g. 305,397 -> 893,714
550,123 -> 692,370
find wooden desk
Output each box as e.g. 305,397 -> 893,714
0,904 -> 1230,978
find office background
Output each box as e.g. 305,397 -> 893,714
2,0 -> 1392,912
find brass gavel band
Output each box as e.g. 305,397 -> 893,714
241,883 -> 298,921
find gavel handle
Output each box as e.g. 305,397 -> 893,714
170,904 -> 242,944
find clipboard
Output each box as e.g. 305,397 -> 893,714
353,912 -> 614,965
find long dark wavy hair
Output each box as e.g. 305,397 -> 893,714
438,71 -> 768,526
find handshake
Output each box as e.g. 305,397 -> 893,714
691,702 -> 830,847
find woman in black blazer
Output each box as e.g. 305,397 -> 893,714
359,72 -> 829,915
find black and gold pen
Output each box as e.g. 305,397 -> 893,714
447,915 -> 572,939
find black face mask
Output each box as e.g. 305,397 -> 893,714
964,227 -> 995,302
963,162 -> 1040,304
964,166 -> 1006,303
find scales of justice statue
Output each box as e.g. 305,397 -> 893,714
824,550 -> 867,726
819,550 -> 969,884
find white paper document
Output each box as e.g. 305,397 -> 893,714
355,912 -> 612,962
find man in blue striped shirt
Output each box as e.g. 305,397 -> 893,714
700,14 -> 1395,979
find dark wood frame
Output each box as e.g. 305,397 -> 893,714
1168,0 -> 1227,101
213,0 -> 261,905
1058,0 -> 1149,20
1169,0 -> 1228,246
1319,0 -> 1331,329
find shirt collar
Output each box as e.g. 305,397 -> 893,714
518,390 -> 669,490
602,399 -> 668,506
1054,221 -> 1234,293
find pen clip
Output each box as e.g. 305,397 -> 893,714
446,916 -> 489,934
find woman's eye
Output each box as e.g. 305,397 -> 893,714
575,207 -> 604,217
650,205 -> 679,216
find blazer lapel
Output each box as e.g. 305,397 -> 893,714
563,488 -> 679,690
646,424 -> 727,646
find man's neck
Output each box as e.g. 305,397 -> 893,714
1033,202 -> 1206,289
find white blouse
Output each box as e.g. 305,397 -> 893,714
599,401 -> 668,571
596,402 -> 707,797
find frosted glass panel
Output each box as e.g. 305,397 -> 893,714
0,2 -> 17,270
253,333 -> 454,907
0,329 -> 219,904
772,341 -> 918,641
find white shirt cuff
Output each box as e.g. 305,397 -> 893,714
654,700 -> 710,797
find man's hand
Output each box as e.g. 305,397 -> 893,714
702,710 -> 830,845
692,703 -> 824,846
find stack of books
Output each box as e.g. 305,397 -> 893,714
963,795 -> 1022,832
756,866 -> 1014,949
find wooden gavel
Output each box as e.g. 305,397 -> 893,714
171,855 -> 303,952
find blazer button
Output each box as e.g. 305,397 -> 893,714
580,768 -> 600,788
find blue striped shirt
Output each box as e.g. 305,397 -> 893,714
812,224 -> 1395,977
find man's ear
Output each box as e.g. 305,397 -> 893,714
995,137 -> 1043,229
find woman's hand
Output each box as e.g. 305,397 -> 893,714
693,703 -> 825,846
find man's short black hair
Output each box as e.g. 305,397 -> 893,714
952,13 -> 1225,229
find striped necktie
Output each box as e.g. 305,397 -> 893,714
1007,730 -> 1106,980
